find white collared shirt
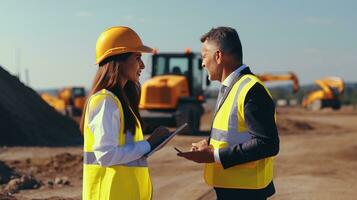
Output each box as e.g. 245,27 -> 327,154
214,64 -> 247,163
222,64 -> 247,87
87,90 -> 151,167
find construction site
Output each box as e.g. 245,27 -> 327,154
1,1 -> 357,199
1,46 -> 357,200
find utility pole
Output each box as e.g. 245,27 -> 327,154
14,48 -> 21,80
25,68 -> 30,86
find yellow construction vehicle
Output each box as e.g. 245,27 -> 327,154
41,87 -> 86,117
257,72 -> 299,93
140,50 -> 207,133
302,77 -> 344,110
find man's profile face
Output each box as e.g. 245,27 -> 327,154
201,40 -> 220,81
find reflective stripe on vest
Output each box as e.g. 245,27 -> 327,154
83,152 -> 148,167
82,89 -> 152,200
210,129 -> 251,145
204,74 -> 274,189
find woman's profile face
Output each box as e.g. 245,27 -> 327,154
121,52 -> 145,83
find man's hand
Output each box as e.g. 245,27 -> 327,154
177,146 -> 214,163
191,139 -> 208,151
146,126 -> 171,151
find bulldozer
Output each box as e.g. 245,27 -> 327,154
139,50 -> 207,134
302,77 -> 344,110
41,87 -> 86,117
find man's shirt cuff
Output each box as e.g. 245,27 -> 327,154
214,148 -> 221,163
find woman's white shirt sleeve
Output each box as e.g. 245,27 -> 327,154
87,95 -> 151,166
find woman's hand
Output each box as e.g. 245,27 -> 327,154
146,126 -> 171,151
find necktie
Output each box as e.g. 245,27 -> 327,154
215,85 -> 227,112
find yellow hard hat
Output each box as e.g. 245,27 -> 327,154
95,26 -> 153,64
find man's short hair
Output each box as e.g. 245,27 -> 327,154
200,27 -> 243,61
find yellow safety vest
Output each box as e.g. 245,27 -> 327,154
82,89 -> 152,200
204,74 -> 274,189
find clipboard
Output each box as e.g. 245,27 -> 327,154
145,123 -> 187,157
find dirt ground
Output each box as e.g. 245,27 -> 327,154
1,104 -> 357,200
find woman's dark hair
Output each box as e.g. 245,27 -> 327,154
80,53 -> 142,135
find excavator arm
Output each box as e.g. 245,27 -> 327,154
257,72 -> 300,93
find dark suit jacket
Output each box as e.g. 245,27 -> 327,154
212,67 -> 280,197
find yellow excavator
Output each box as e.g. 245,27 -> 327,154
139,50 -> 207,133
302,77 -> 344,110
41,87 -> 86,117
257,72 -> 299,93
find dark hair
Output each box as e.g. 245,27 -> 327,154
200,26 -> 243,62
80,53 -> 142,135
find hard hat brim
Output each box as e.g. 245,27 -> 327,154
96,45 -> 154,64
137,45 -> 154,53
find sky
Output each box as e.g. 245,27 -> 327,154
0,0 -> 356,90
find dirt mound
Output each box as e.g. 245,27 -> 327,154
277,117 -> 314,133
3,175 -> 41,194
276,116 -> 341,135
1,153 -> 83,198
1,161 -> 41,197
6,153 -> 83,183
36,153 -> 83,178
0,194 -> 17,200
0,66 -> 82,146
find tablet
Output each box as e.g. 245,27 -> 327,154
145,123 -> 187,157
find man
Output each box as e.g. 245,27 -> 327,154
177,27 -> 280,200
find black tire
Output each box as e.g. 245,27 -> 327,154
188,109 -> 200,133
177,103 -> 202,134
332,100 -> 341,110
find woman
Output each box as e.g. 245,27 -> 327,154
81,26 -> 169,200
